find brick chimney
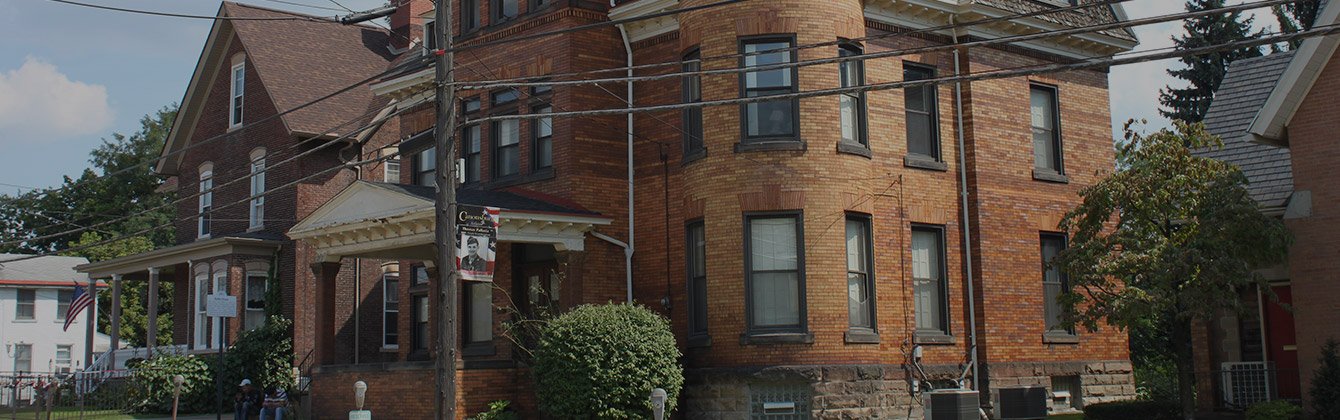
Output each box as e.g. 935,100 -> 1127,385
390,0 -> 435,50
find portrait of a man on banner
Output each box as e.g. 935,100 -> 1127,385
456,205 -> 500,281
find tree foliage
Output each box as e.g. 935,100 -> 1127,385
64,232 -> 174,347
1055,122 -> 1291,419
1312,339 -> 1340,419
1159,0 -> 1264,123
1273,1 -> 1322,50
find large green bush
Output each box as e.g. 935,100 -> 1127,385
1246,400 -> 1301,420
1082,400 -> 1179,420
219,315 -> 295,393
128,353 -> 214,413
533,304 -> 683,419
1312,339 -> 1340,419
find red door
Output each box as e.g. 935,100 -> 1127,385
1264,285 -> 1301,399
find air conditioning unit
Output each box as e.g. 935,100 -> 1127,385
924,389 -> 979,420
995,386 -> 1048,419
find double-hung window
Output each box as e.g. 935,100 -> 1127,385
198,165 -> 213,238
230,63 -> 244,127
686,221 -> 708,343
423,20 -> 438,52
55,345 -> 72,373
414,147 -> 436,187
905,63 -> 941,161
846,216 -> 875,333
248,149 -> 265,230
682,49 -> 704,157
462,0 -> 480,31
838,44 -> 867,147
244,270 -> 267,330
384,155 -> 401,183
533,104 -> 553,170
57,289 -> 72,320
15,289 -> 35,320
1041,233 -> 1074,335
463,125 -> 481,183
493,117 -> 520,178
911,225 -> 949,337
1030,84 -> 1064,176
383,274 -> 399,348
13,344 -> 31,373
745,214 -> 805,335
492,0 -> 518,22
464,282 -> 493,353
740,38 -> 798,142
413,295 -> 429,352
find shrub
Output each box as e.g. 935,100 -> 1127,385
218,316 -> 295,393
1082,400 -> 1179,420
1134,356 -> 1178,403
128,353 -> 214,414
1312,339 -> 1340,419
475,400 -> 519,420
533,304 -> 684,419
1246,400 -> 1301,420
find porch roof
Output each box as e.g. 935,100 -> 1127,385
75,233 -> 284,279
288,181 -> 611,261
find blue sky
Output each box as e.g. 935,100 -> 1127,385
0,1 -> 1276,192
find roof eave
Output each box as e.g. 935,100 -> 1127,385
1243,0 -> 1340,150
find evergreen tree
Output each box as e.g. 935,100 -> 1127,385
1159,0 -> 1264,123
1273,1 -> 1322,50
1313,339 -> 1340,419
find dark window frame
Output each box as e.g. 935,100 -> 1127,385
461,0 -> 480,32
742,211 -> 809,338
686,220 -> 710,346
462,281 -> 496,356
838,43 -> 869,148
904,62 -> 942,162
738,35 -> 802,145
411,294 -> 430,353
56,289 -> 73,320
490,89 -> 521,107
845,214 -> 878,341
461,124 -> 482,184
491,112 -> 521,179
1041,232 -> 1076,337
382,274 -> 399,348
490,0 -> 519,23
911,224 -> 951,339
1030,83 -> 1065,176
411,146 -> 437,187
682,48 -> 705,161
532,102 -> 554,170
423,20 -> 439,51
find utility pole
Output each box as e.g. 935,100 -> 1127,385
432,0 -> 459,417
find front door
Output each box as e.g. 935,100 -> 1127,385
1264,285 -> 1300,399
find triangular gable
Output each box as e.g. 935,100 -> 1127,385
288,181 -> 432,237
157,3 -> 235,175
1245,0 -> 1340,147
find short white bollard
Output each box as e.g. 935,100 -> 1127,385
650,388 -> 667,420
349,381 -> 371,420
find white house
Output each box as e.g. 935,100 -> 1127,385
0,254 -> 115,374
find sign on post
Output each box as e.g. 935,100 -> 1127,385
456,205 -> 500,282
206,294 -> 238,318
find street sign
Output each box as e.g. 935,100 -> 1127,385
349,410 -> 371,420
206,294 -> 238,318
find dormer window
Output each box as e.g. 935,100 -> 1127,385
230,62 -> 244,128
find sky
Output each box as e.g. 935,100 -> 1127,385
0,0 -> 1280,192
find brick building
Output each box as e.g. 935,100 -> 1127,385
82,0 -> 1142,418
1193,0 -> 1338,412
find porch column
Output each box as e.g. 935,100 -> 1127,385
146,267 -> 160,355
311,261 -> 342,366
109,273 -> 123,368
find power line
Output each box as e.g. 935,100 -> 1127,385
43,0 -> 339,21
463,22 -> 1339,125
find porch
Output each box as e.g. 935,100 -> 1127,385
1194,266 -> 1301,411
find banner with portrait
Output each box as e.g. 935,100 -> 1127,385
456,205 -> 500,282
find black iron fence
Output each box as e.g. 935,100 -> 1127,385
0,370 -> 142,420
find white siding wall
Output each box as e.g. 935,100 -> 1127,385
0,286 -> 111,373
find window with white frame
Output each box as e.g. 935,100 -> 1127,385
383,274 -> 399,348
230,62 -> 245,127
383,147 -> 401,183
210,262 -> 227,348
249,149 -> 266,230
244,262 -> 268,331
13,344 -> 31,373
194,264 -> 210,349
57,289 -> 73,320
55,345 -> 72,373
15,289 -> 36,320
198,163 -> 213,238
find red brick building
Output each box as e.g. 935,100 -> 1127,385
1194,0 -> 1338,412
83,0 -> 1142,418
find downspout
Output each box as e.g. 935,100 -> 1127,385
615,10 -> 635,304
951,16 -> 981,393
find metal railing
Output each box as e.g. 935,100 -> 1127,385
1215,362 -> 1301,410
0,370 -> 142,419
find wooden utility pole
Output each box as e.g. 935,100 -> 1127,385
432,0 -> 459,417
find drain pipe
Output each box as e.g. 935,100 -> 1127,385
951,16 -> 981,392
615,7 -> 635,304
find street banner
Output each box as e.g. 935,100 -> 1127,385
457,205 -> 500,282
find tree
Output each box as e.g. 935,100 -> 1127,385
1054,122 -> 1291,420
1159,0 -> 1264,123
1312,339 -> 1340,419
65,232 -> 174,347
1274,1 -> 1322,50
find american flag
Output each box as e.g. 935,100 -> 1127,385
63,283 -> 94,332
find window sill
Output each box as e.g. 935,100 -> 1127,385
196,234 -> 211,241
1033,169 -> 1069,184
739,331 -> 814,345
844,329 -> 881,344
1043,332 -> 1079,344
380,345 -> 399,353
836,142 -> 872,158
12,319 -> 36,324
408,284 -> 431,294
904,155 -> 948,172
247,225 -> 264,233
407,350 -> 431,362
913,331 -> 956,345
683,148 -> 707,165
687,334 -> 712,348
462,342 -> 496,357
734,140 -> 806,153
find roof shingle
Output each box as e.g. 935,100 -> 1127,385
1197,52 -> 1296,209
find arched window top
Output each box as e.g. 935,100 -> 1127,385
380,262 -> 400,274
194,261 -> 209,277
211,260 -> 228,276
199,161 -> 214,177
249,147 -> 266,162
245,260 -> 270,275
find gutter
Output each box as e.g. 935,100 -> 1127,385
951,16 -> 982,393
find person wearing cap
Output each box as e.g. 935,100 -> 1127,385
234,379 -> 262,420
260,385 -> 289,420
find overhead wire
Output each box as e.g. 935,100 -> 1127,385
43,0 -> 341,21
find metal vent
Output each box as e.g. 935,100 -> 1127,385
924,389 -> 979,420
750,382 -> 811,419
996,386 -> 1048,419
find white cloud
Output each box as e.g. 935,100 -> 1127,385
0,57 -> 114,142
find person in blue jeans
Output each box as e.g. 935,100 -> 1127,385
234,379 -> 261,420
260,386 -> 288,420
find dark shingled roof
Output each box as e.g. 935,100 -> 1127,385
977,0 -> 1137,42
224,2 -> 396,136
366,182 -> 601,216
1197,52 -> 1296,209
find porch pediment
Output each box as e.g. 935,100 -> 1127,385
288,181 -> 611,260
